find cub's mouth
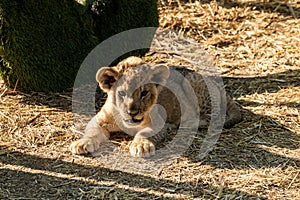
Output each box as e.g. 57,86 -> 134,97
123,117 -> 144,125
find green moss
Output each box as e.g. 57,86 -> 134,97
0,0 -> 98,92
0,0 -> 158,92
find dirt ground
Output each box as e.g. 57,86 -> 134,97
1,0 -> 300,199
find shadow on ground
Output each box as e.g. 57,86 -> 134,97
0,148 -> 267,199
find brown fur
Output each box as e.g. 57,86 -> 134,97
70,57 -> 242,157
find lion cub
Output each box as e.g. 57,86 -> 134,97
70,56 -> 242,157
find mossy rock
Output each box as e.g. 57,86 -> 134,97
0,0 -> 158,92
89,0 -> 158,42
0,0 -> 98,92
88,0 -> 159,65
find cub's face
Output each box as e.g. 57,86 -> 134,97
115,82 -> 159,126
96,57 -> 169,127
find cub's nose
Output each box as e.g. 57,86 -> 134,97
127,109 -> 138,117
127,98 -> 139,116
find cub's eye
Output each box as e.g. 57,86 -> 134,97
141,91 -> 149,98
118,91 -> 126,98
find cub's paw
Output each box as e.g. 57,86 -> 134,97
129,138 -> 155,157
69,138 -> 99,155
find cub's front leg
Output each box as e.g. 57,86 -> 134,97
130,127 -> 156,158
70,116 -> 110,155
129,106 -> 167,157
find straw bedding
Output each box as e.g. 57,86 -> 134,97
0,0 -> 299,199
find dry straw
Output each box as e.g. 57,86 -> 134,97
1,0 -> 300,199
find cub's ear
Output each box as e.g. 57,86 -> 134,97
150,64 -> 170,86
96,67 -> 119,92
117,56 -> 144,69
